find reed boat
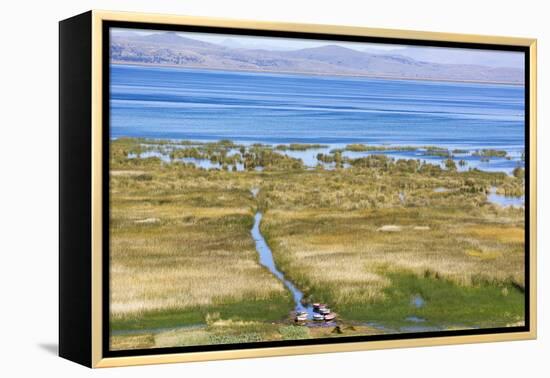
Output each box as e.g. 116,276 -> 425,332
314,303 -> 327,312
313,313 -> 324,321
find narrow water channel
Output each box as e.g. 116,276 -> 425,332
251,212 -> 316,319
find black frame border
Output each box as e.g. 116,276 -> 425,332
101,20 -> 531,359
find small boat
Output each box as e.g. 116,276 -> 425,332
319,307 -> 331,315
295,311 -> 308,322
324,313 -> 336,321
314,303 -> 327,312
313,313 -> 324,321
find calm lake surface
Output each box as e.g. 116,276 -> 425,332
112,64 -> 525,180
111,64 -> 524,150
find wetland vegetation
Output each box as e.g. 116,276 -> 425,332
110,137 -> 525,350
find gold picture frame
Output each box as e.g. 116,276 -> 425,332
59,10 -> 537,368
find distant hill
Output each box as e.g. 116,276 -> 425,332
110,32 -> 524,84
134,32 -> 216,48
364,46 -> 523,68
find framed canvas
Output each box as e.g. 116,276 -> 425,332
59,10 -> 537,368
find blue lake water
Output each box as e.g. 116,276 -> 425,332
111,64 -> 524,151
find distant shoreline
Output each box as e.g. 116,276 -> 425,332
111,60 -> 524,86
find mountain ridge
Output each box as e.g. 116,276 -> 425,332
110,32 -> 524,84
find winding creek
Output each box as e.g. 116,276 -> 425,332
250,189 -> 318,321
251,212 -> 317,320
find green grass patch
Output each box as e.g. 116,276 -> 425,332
279,325 -> 311,340
111,295 -> 293,332
338,272 -> 524,328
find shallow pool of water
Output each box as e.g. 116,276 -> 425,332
128,151 -> 171,162
487,187 -> 524,207
412,295 -> 425,308
399,325 -> 441,333
405,316 -> 426,323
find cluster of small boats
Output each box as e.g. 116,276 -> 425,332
295,303 -> 336,322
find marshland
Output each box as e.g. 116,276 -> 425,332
110,137 -> 525,350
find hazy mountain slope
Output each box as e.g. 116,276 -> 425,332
110,32 -> 524,83
363,46 -> 524,68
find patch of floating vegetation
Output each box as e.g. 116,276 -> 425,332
275,143 -> 328,151
345,144 -> 411,152
423,146 -> 451,157
473,149 -> 508,158
122,138 -> 524,177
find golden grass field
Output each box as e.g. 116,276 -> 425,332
109,138 -> 525,349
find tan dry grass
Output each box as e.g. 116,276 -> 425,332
263,206 -> 525,307
110,138 -> 525,329
110,168 -> 287,320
